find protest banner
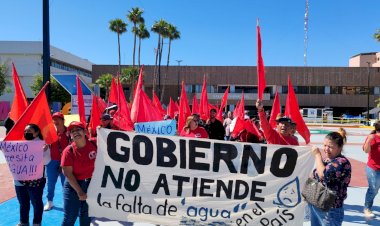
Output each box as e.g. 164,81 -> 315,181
135,120 -> 177,136
0,140 -> 44,180
88,129 -> 314,225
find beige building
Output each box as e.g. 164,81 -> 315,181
349,52 -> 380,67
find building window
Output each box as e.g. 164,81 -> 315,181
330,86 -> 342,94
185,85 -> 192,93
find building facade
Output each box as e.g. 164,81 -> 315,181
0,41 -> 93,103
93,64 -> 380,117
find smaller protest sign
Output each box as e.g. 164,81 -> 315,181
0,140 -> 44,180
135,120 -> 176,136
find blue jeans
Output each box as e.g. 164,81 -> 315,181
15,180 -> 46,224
309,203 -> 344,226
364,165 -> 380,210
46,160 -> 65,201
62,180 -> 91,226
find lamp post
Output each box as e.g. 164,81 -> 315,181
366,62 -> 371,125
176,60 -> 182,99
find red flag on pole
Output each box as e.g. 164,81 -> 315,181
269,89 -> 281,128
285,76 -> 310,144
88,94 -> 102,136
130,66 -> 162,123
76,76 -> 86,125
112,85 -> 134,131
5,83 -> 58,144
9,63 -> 28,122
178,81 -> 191,132
167,97 -> 176,119
257,19 -> 266,100
191,95 -> 199,114
153,92 -> 166,116
199,75 -> 209,121
233,101 -> 240,119
108,77 -> 118,104
216,86 -> 229,121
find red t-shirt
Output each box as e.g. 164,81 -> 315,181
180,127 -> 209,139
61,139 -> 97,180
258,111 -> 299,146
364,135 -> 380,170
50,128 -> 70,161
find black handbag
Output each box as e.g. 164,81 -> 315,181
301,177 -> 337,211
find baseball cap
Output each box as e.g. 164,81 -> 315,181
276,116 -> 293,124
67,121 -> 86,132
52,112 -> 64,120
101,114 -> 112,121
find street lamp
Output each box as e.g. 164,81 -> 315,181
176,60 -> 183,99
366,62 -> 371,125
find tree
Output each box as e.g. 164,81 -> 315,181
95,73 -> 113,100
151,19 -> 168,96
161,23 -> 180,101
136,23 -> 150,67
30,74 -> 71,104
0,64 -> 8,96
127,7 -> 144,68
120,66 -> 139,101
109,18 -> 127,75
375,29 -> 380,42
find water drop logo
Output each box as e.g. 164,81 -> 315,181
273,177 -> 301,208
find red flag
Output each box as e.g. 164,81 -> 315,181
191,95 -> 199,114
153,92 -> 166,116
76,76 -> 86,125
238,92 -> 245,119
167,97 -> 176,119
285,76 -> 310,144
216,86 -> 229,121
257,19 -> 266,100
130,66 -> 162,123
112,85 -> 134,131
96,96 -> 107,112
88,94 -> 102,136
269,89 -> 281,128
108,77 -> 118,104
199,75 -> 209,121
5,83 -> 58,144
244,120 -> 263,139
178,81 -> 192,132
9,63 -> 28,122
233,101 -> 240,119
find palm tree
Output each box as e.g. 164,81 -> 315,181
374,29 -> 380,42
109,19 -> 127,75
95,73 -> 113,100
136,23 -> 150,67
151,19 -> 168,96
127,7 -> 144,68
161,23 -> 180,101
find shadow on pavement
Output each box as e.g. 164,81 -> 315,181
344,204 -> 380,225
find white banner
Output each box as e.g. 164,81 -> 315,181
88,129 -> 314,226
0,141 -> 44,180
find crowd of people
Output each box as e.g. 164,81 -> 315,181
6,99 -> 380,226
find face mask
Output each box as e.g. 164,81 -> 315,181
24,132 -> 35,140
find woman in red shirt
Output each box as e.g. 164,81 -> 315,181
61,121 -> 97,226
180,116 -> 209,139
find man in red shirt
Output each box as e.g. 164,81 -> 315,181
61,121 -> 97,226
44,112 -> 71,211
256,99 -> 299,145
363,121 -> 380,218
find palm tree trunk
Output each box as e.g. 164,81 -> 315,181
132,23 -> 137,67
161,39 -> 172,102
158,37 -> 164,101
153,36 -> 160,94
117,33 -> 121,75
138,37 -> 141,68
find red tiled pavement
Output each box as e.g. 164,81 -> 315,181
0,163 -> 15,203
348,157 -> 368,187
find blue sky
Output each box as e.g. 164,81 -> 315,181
1,0 -> 379,67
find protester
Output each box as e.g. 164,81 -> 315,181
4,113 -> 15,134
309,128 -> 351,226
362,121 -> 380,218
61,121 -> 97,226
15,124 -> 47,226
99,113 -> 119,130
180,115 -> 209,138
256,99 -> 298,145
223,111 -> 233,141
205,109 -> 225,140
44,112 -> 70,211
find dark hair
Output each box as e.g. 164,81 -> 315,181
374,121 -> 380,133
25,123 -> 43,140
325,128 -> 346,148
